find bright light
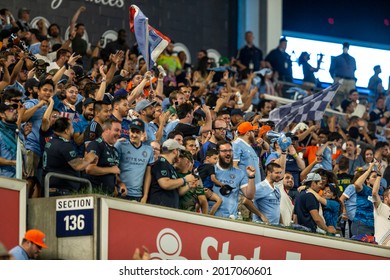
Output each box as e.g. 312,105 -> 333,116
286,36 -> 389,90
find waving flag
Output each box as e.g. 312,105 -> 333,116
129,5 -> 171,69
269,82 -> 341,132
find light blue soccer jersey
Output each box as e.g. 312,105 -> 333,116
252,179 -> 281,224
232,138 -> 262,184
115,140 -> 154,197
143,121 -> 156,145
210,163 -> 249,218
24,99 -> 47,155
343,184 -> 357,220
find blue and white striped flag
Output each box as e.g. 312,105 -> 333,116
269,82 -> 341,132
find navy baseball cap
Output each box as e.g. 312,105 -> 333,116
129,118 -> 145,132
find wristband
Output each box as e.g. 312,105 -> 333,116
248,176 -> 255,179
281,152 -> 287,155
293,153 -> 298,158
182,177 -> 187,186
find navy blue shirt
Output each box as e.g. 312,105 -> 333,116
294,190 -> 320,232
149,156 -> 180,208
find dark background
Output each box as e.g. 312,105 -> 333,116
283,0 -> 390,46
8,0 -> 238,64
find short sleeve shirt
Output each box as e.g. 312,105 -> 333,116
149,156 -> 180,208
85,137 -> 119,194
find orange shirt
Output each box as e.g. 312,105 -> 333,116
303,146 -> 319,164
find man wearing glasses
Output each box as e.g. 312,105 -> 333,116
0,103 -> 19,177
200,119 -> 227,162
115,119 -> 154,203
9,229 -> 48,260
210,140 -> 256,218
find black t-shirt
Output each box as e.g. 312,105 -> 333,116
84,120 -> 103,146
197,163 -> 215,189
174,123 -> 201,137
337,172 -> 354,193
85,137 -> 119,194
293,191 -> 320,232
148,156 -> 180,208
42,135 -> 81,190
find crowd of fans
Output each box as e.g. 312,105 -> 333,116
0,5 -> 389,248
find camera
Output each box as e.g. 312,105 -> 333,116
220,184 -> 233,196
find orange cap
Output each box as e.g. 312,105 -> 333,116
237,122 -> 258,135
259,125 -> 272,137
24,229 -> 48,249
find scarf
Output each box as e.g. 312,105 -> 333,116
0,121 -> 17,154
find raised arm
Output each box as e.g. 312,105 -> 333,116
41,97 -> 54,132
70,6 -> 86,32
372,163 -> 383,208
354,162 -> 374,192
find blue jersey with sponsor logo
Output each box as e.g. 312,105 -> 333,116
232,138 -> 262,184
115,140 -> 154,197
252,179 -> 281,224
211,164 -> 248,218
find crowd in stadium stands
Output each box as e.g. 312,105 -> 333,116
0,5 -> 389,249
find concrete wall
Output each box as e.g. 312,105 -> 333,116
28,195 -> 99,260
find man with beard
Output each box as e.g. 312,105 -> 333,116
210,140 -> 256,218
148,139 -> 197,209
115,119 -> 154,203
22,79 -> 55,176
73,98 -> 95,154
0,103 -> 19,177
251,162 -> 284,225
48,23 -> 64,50
24,78 -> 40,100
85,119 -> 124,196
9,229 -> 48,260
233,122 -> 262,184
149,103 -> 170,143
278,172 -> 295,226
200,119 -> 227,162
135,99 -> 157,145
84,100 -> 111,146
111,95 -> 130,140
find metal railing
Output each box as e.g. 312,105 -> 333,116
44,172 -> 92,197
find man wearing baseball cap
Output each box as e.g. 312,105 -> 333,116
135,99 -> 157,145
233,122 -> 262,183
9,229 -> 48,260
115,119 -> 154,202
148,139 -> 197,208
293,173 -> 336,234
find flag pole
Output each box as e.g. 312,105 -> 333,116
15,129 -> 22,180
145,18 -> 149,71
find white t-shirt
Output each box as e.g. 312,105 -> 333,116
374,202 -> 390,246
277,184 -> 294,226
